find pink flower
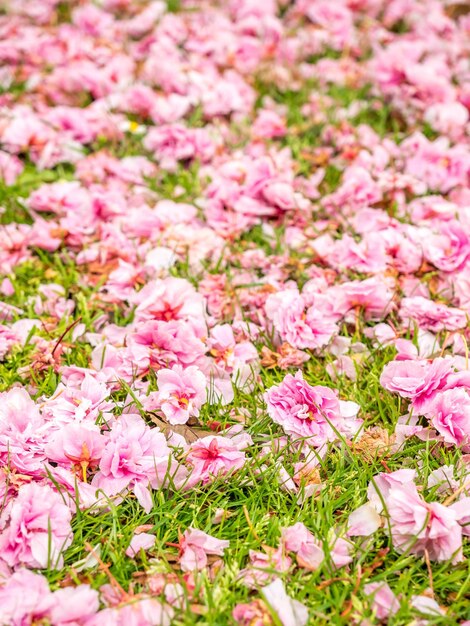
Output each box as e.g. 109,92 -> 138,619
186,435 -> 246,486
411,594 -> 446,617
281,522 -> 324,570
386,484 -> 463,563
265,289 -> 338,350
43,375 -> 113,425
143,124 -> 214,171
0,277 -> 14,297
179,528 -> 229,572
423,221 -> 470,272
400,296 -> 467,332
328,535 -> 353,569
0,150 -> 23,185
27,181 -> 90,216
44,423 -> 105,478
276,344 -> 310,370
261,578 -> 309,626
48,585 -> 100,624
125,532 -> 156,558
367,469 -> 417,513
427,465 -> 461,494
132,277 -> 206,331
264,371 -> 361,446
92,414 -> 180,513
130,320 -> 206,370
0,387 -> 48,476
324,233 -> 388,274
347,503 -> 382,536
207,324 -> 258,373
233,600 -> 271,626
424,102 -> 469,138
156,365 -> 207,425
252,110 -> 286,139
364,582 -> 400,620
0,569 -> 53,624
424,388 -> 470,449
380,358 -> 453,414
46,466 -> 105,512
329,277 -> 395,322
403,133 -> 469,193
450,497 -> 470,537
0,482 -> 73,569
262,181 -> 297,211
323,167 -> 382,214
240,546 -> 292,588
86,599 -> 173,625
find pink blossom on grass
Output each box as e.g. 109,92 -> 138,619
328,535 -> 353,569
252,110 -> 287,140
367,469 -> 417,512
233,599 -> 272,626
0,482 -> 73,569
0,569 -> 53,624
0,150 -> 23,185
0,387 -> 48,476
265,289 -> 338,350
126,532 -> 156,558
92,414 -> 181,513
281,522 -> 324,570
156,365 -> 207,425
386,484 -> 463,563
130,320 -> 206,371
424,388 -> 470,449
261,578 -> 309,626
185,435 -> 246,487
400,296 -> 467,333
179,527 -> 229,572
240,546 -> 292,588
364,582 -> 400,621
380,358 -> 453,414
42,375 -> 113,425
411,594 -> 446,617
264,371 -> 361,446
44,422 -> 105,478
347,503 -> 382,536
132,277 -> 205,330
86,599 -> 173,626
207,324 -> 258,373
449,497 -> 470,537
48,585 -> 100,624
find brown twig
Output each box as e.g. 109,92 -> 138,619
317,577 -> 350,590
424,549 -> 434,597
52,316 -> 82,356
443,480 -> 470,506
84,542 -> 130,601
380,460 -> 392,473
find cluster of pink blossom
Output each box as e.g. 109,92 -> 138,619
380,358 -> 470,450
347,468 -> 470,563
0,0 -> 469,622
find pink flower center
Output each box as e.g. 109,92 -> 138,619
153,301 -> 183,321
173,393 -> 189,409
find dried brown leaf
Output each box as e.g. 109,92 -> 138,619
149,414 -> 211,443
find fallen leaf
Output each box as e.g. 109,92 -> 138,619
149,414 -> 211,444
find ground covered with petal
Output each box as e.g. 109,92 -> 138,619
0,0 -> 470,624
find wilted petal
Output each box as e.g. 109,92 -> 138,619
347,503 -> 382,536
261,578 -> 309,626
